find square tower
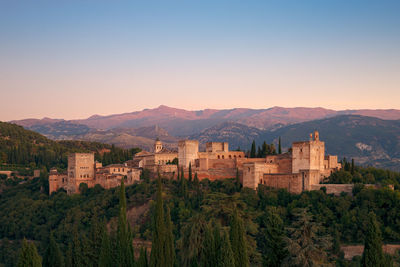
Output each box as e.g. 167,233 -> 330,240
292,131 -> 325,173
178,140 -> 199,168
68,153 -> 95,180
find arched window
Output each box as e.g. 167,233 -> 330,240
218,155 -> 220,159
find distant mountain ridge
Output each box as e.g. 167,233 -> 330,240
10,105 -> 400,136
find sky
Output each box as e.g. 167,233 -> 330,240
1,0 -> 399,121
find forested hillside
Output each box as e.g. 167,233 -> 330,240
0,121 -> 140,171
1,167 -> 400,266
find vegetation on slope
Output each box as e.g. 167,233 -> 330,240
1,166 -> 400,265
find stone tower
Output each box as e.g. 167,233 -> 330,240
291,131 -> 325,173
178,140 -> 199,168
154,139 -> 163,153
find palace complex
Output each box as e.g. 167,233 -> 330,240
49,131 -> 341,195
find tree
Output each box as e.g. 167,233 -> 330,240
99,225 -> 113,267
284,208 -> 331,267
250,140 -> 256,158
258,207 -> 286,267
17,239 -> 42,267
43,233 -> 63,267
278,137 -> 282,154
200,223 -> 215,267
137,247 -> 148,267
230,208 -> 249,267
150,178 -> 168,267
188,162 -> 192,183
116,179 -> 135,267
219,229 -> 235,267
361,212 -> 385,267
164,205 -> 175,267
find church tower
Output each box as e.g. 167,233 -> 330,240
154,139 -> 163,153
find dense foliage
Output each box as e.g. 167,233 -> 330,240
1,164 -> 400,266
0,121 -> 140,171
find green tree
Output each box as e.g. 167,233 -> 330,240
361,212 -> 385,267
164,205 -> 175,267
284,208 -> 331,267
230,208 -> 249,267
17,239 -> 42,267
250,140 -> 256,158
278,137 -> 282,154
116,179 -> 135,267
201,223 -> 215,267
43,233 -> 63,267
258,207 -> 286,267
219,230 -> 235,267
99,226 -> 113,267
150,178 -> 166,267
188,162 -> 192,183
137,247 -> 148,267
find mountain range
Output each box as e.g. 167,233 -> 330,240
8,106 -> 400,171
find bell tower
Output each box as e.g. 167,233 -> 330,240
154,138 -> 163,153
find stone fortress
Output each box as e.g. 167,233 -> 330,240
49,131 -> 341,195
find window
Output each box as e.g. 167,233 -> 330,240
222,155 -> 225,159
218,155 -> 220,159
229,155 -> 232,159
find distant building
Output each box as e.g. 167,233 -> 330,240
50,132 -> 340,195
134,131 -> 340,193
49,153 -> 141,195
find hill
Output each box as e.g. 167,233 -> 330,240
12,106 -> 400,137
258,115 -> 400,171
0,121 -> 139,170
189,121 -> 263,150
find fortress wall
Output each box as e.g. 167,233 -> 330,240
262,173 -> 303,194
311,184 -> 354,195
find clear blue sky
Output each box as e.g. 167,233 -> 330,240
1,0 -> 399,120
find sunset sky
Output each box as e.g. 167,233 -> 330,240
1,0 -> 399,121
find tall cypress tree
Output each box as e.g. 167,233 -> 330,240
250,140 -> 256,158
362,212 -> 384,267
43,233 -> 63,267
137,247 -> 148,267
219,230 -> 235,267
164,205 -> 175,267
258,207 -> 286,267
278,137 -> 282,154
17,239 -> 42,267
150,178 -> 165,267
188,162 -> 192,183
99,224 -> 113,267
213,223 -> 222,267
230,208 -> 249,267
201,223 -> 215,267
117,179 -> 135,267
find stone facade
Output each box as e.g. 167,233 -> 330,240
49,153 -> 142,195
138,132 -> 341,193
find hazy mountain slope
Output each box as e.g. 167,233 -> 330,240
258,115 -> 400,170
189,122 -> 263,150
11,106 -> 400,137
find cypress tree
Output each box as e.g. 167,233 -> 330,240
278,137 -> 282,154
17,239 -> 42,267
201,223 -> 215,267
137,247 -> 148,267
362,212 -> 385,267
250,140 -> 256,158
43,233 -> 63,267
150,178 -> 165,267
219,230 -> 235,267
258,207 -> 286,267
235,168 -> 241,192
230,208 -> 249,267
213,223 -> 222,267
188,162 -> 192,183
351,158 -> 355,175
117,179 -> 135,267
99,224 -> 113,267
88,213 -> 103,265
164,205 -> 175,267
